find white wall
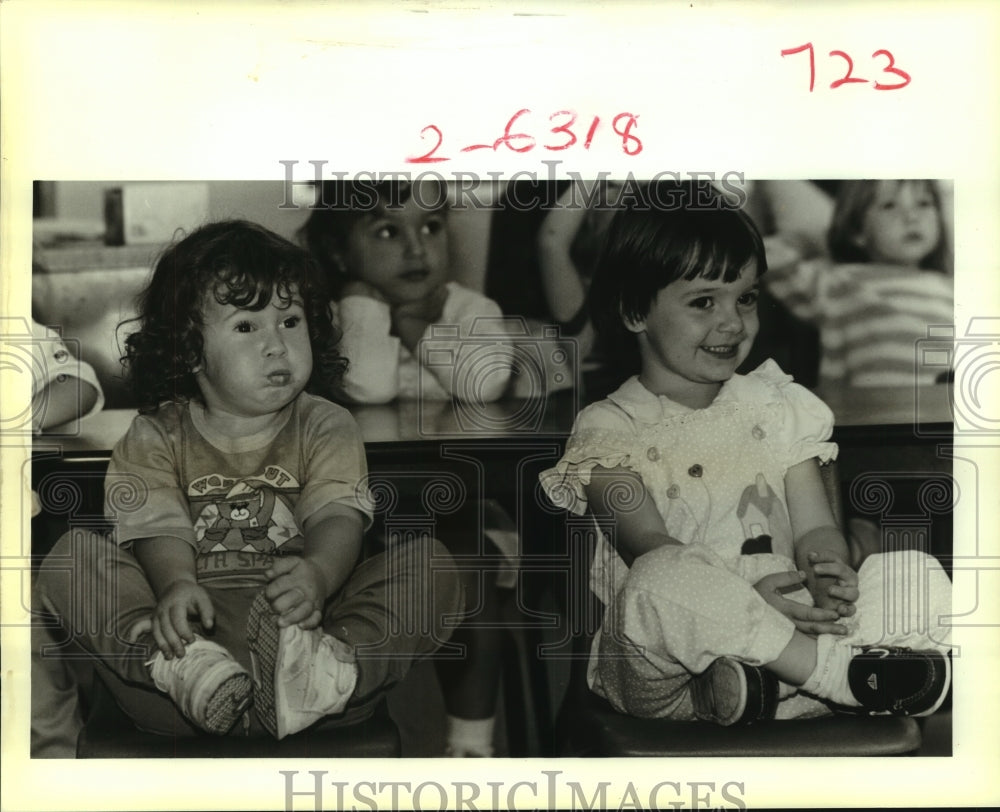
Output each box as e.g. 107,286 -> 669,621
50,180 -> 310,242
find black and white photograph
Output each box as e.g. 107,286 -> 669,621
3,3 -> 998,811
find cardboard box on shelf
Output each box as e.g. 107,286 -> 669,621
104,182 -> 209,246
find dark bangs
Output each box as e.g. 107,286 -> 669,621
588,181 -> 767,382
602,185 -> 767,327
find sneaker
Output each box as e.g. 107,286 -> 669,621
843,646 -> 951,717
148,638 -> 253,735
690,657 -> 779,726
246,591 -> 358,740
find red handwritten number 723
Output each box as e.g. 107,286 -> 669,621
781,43 -> 911,91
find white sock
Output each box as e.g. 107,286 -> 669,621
800,634 -> 860,707
445,714 -> 495,757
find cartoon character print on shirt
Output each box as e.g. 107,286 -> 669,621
201,481 -> 278,551
737,472 -> 793,558
189,466 -> 302,555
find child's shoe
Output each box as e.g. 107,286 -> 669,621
690,657 -> 779,726
246,592 -> 358,740
840,646 -> 951,717
148,638 -> 253,735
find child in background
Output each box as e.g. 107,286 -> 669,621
36,220 -> 461,740
763,179 -> 953,388
541,181 -> 951,725
485,179 -> 616,399
28,316 -> 105,757
531,178 -> 813,398
27,313 -> 104,433
300,180 -> 515,757
536,179 -> 619,364
300,180 -> 512,405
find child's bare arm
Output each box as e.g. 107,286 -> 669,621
583,464 -> 682,566
785,459 -> 859,616
537,182 -> 590,324
538,182 -> 599,356
755,180 -> 834,259
264,503 -> 365,629
132,536 -> 215,659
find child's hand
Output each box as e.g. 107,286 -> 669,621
805,551 -> 859,618
753,570 -> 849,636
151,580 -> 216,659
341,279 -> 387,302
264,556 -> 328,630
390,285 -> 448,352
391,284 -> 448,323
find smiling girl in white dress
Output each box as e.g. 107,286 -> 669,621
540,181 -> 952,725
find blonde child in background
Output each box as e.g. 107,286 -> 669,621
300,180 -> 515,757
541,181 -> 952,725
36,220 -> 460,741
763,179 -> 953,388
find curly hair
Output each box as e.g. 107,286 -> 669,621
588,180 -> 767,380
122,219 -> 347,413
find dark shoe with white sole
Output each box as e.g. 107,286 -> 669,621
840,646 -> 951,717
691,657 -> 780,726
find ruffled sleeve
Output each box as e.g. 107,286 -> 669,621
750,360 -> 838,469
538,401 -> 637,516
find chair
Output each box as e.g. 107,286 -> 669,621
553,462 -> 924,757
32,454 -> 402,758
76,669 -> 400,758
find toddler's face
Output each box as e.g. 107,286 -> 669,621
627,263 -> 760,405
195,286 -> 312,420
342,192 -> 449,305
856,181 -> 940,267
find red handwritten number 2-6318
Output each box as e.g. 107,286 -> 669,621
781,43 -> 911,91
405,110 -> 642,164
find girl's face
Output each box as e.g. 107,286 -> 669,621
627,263 -> 760,408
856,181 -> 940,267
195,287 -> 312,422
342,193 -> 449,305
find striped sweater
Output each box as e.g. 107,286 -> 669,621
765,256 -> 953,388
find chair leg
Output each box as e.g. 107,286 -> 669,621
499,592 -> 555,756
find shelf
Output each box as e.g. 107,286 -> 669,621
36,242 -> 163,273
